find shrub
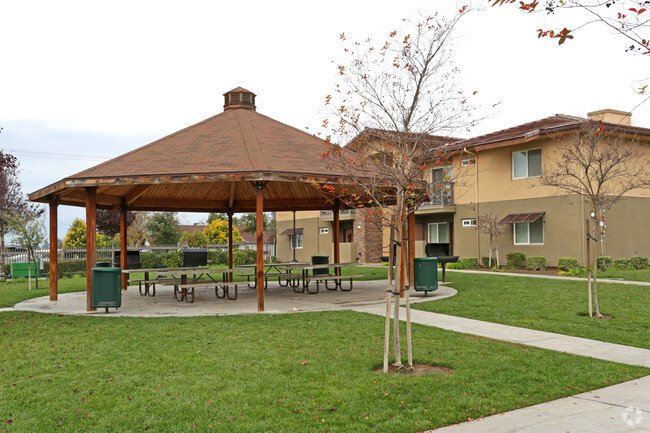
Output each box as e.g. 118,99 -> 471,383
208,250 -> 228,266
506,252 -> 526,267
614,258 -> 633,270
560,266 -> 587,277
630,256 -> 648,270
267,256 -> 278,264
481,256 -> 497,267
597,256 -> 613,272
59,259 -> 87,277
161,250 -> 183,268
140,252 -> 164,269
461,257 -> 479,268
557,257 -> 579,272
233,249 -> 257,265
526,256 -> 547,270
2,264 -> 9,275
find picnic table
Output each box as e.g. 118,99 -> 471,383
156,267 -> 244,303
283,262 -> 364,294
238,262 -> 308,289
123,266 -> 208,297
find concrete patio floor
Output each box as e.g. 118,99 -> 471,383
8,279 -> 455,317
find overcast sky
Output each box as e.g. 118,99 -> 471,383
1,0 -> 648,241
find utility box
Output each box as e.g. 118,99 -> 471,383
91,267 -> 122,313
311,255 -> 330,275
10,262 -> 40,279
413,257 -> 438,295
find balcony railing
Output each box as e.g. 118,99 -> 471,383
320,209 -> 356,217
421,182 -> 454,207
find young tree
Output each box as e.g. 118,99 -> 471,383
0,151 -> 32,268
180,230 -> 209,248
204,219 -> 242,245
476,213 -> 504,267
96,209 -> 137,261
127,211 -> 150,246
63,218 -> 87,248
234,212 -> 273,234
7,209 -> 46,290
541,124 -> 650,318
207,213 -> 229,224
322,10 -> 478,371
145,212 -> 181,245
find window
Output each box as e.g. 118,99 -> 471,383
513,219 -> 544,245
513,148 -> 542,179
319,227 -> 329,234
428,222 -> 448,243
461,158 -> 476,167
290,233 -> 303,249
461,218 -> 476,227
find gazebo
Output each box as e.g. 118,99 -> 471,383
29,87 -> 368,312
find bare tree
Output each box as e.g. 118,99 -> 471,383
476,213 -> 504,268
6,207 -> 46,290
541,124 -> 650,317
96,209 -> 137,263
321,10 -> 479,371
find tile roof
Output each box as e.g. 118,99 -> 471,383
69,108 -> 345,180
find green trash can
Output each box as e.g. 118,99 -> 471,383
311,255 -> 330,275
10,262 -> 40,279
413,257 -> 438,296
91,267 -> 122,313
96,261 -> 111,268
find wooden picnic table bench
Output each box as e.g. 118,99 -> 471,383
156,267 -> 244,303
289,263 -> 364,294
123,266 -> 208,297
238,262 -> 307,289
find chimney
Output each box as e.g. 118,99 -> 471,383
587,109 -> 632,126
223,87 -> 256,111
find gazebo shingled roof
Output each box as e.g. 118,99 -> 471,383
29,87 -> 356,213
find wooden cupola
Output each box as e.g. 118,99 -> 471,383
223,87 -> 256,111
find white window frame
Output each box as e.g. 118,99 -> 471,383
513,220 -> 544,245
461,218 -> 476,227
512,148 -> 542,180
319,227 -> 329,235
290,232 -> 304,249
427,222 -> 448,243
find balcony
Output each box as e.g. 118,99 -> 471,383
320,209 -> 356,221
420,182 -> 454,209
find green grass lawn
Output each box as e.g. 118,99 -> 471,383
0,278 -> 86,308
570,267 -> 650,282
413,271 -> 650,349
1,310 -> 647,433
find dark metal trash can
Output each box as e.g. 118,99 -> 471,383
413,257 -> 438,295
91,267 -> 122,313
96,261 -> 111,268
183,249 -> 208,267
311,255 -> 330,275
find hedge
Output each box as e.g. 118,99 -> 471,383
614,258 -> 633,269
506,252 -> 526,267
597,256 -> 613,272
526,256 -> 546,270
557,257 -> 579,272
630,256 -> 648,270
461,257 -> 480,268
481,256 -> 497,267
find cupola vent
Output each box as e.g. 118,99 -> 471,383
223,87 -> 256,111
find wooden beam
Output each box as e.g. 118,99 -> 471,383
85,187 -> 97,311
120,203 -> 128,290
124,185 -> 151,204
228,182 -> 236,209
49,197 -> 58,301
256,182 -> 265,312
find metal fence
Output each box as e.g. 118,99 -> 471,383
1,241 -> 275,266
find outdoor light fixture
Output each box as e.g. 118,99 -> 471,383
590,210 -> 596,218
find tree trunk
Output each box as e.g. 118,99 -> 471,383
392,197 -> 403,368
585,226 -> 593,318
592,232 -> 602,317
383,228 -> 396,373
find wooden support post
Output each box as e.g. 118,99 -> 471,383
48,196 -> 58,301
255,182 -> 265,312
333,200 -> 340,274
120,203 -> 128,290
228,210 -> 234,282
85,187 -> 97,311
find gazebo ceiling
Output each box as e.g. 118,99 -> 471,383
29,87 -> 368,212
